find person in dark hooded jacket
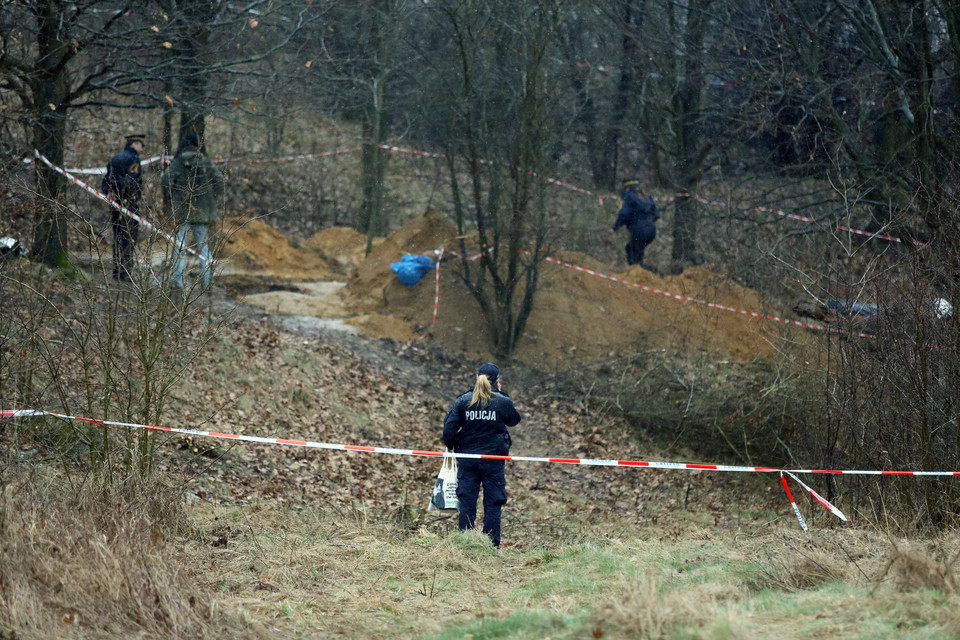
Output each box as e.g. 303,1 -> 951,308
613,178 -> 660,266
442,362 -> 521,548
161,134 -> 224,290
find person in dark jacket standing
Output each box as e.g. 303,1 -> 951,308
613,178 -> 660,266
161,134 -> 225,290
101,134 -> 145,280
442,362 -> 521,548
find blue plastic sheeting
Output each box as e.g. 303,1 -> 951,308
391,254 -> 435,287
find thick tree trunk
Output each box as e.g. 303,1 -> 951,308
596,0 -> 647,191
668,0 -> 708,269
29,2 -> 72,267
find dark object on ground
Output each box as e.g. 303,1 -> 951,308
826,298 -> 878,317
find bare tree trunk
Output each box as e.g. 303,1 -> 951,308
596,0 -> 647,191
668,0 -> 709,268
176,2 -> 217,144
28,2 -> 73,267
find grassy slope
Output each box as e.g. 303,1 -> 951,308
6,305 -> 958,640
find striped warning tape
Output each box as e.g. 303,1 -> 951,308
780,473 -> 809,531
36,140 -> 911,245
2,408 -> 903,528
33,150 -> 210,267
49,147 -> 361,175
59,154 -> 168,176
783,471 -> 848,522
420,245 -> 875,342
0,414 -> 950,477
369,143 -> 918,244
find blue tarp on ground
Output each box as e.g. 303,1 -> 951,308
391,254 -> 435,287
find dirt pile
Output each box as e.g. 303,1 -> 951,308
300,226 -> 377,278
341,208 -> 457,310
219,217 -> 390,281
230,211 -> 784,364
219,217 -> 341,280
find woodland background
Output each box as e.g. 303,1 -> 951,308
2,2 -> 960,638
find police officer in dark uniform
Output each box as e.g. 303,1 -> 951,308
613,178 -> 660,266
101,134 -> 145,280
442,363 -> 522,548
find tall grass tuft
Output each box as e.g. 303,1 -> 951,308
0,465 -> 259,639
598,570 -> 744,639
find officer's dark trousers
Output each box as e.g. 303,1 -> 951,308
111,208 -> 140,280
456,458 -> 507,547
625,223 -> 656,265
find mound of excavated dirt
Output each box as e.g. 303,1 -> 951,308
352,255 -> 778,364
219,217 -> 344,281
231,211 -> 786,364
341,208 -> 457,311
301,226 -> 382,278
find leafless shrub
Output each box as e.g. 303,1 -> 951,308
1,214 -> 228,476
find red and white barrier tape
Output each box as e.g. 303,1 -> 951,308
369,142 -> 608,204
419,247 -> 444,339
59,155 -> 168,176
369,143 -> 917,244
34,150 -> 210,267
211,146 -> 361,166
780,472 -> 809,531
45,147 -> 361,175
363,142 -> 916,245
1,408 -> 887,528
783,471 -> 848,523
40,140 -> 912,245
424,245 -> 874,343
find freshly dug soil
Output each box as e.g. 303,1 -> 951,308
220,210 -> 786,366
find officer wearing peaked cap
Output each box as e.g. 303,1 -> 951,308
102,133 -> 146,281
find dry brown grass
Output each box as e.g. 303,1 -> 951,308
879,543 -> 960,594
175,501 -> 514,638
599,569 -> 746,639
0,465 -> 264,640
5,462 -> 960,640
745,529 -> 886,592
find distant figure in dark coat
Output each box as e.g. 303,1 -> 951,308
101,133 -> 145,280
613,178 -> 660,266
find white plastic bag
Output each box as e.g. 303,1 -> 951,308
427,454 -> 459,512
